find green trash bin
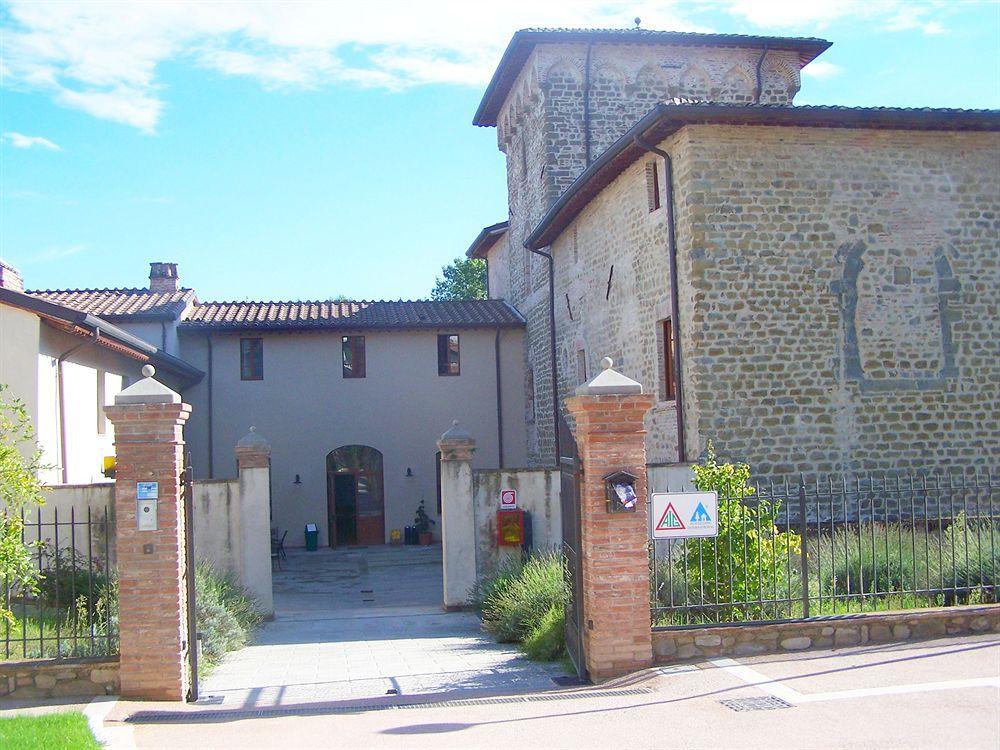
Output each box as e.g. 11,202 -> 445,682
304,523 -> 319,551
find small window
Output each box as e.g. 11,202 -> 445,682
661,319 -> 677,400
438,334 -> 460,376
645,161 -> 661,212
342,336 -> 366,378
576,349 -> 588,384
240,338 -> 263,381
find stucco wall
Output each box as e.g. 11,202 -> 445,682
23,483 -> 116,565
0,304 -> 40,461
472,468 -> 560,579
180,327 -> 526,547
192,479 -> 240,576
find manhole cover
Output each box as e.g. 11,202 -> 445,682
720,696 -> 792,712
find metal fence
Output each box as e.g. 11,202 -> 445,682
650,471 -> 998,628
2,505 -> 118,661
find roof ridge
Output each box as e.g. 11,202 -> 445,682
193,298 -> 506,306
517,26 -> 830,43
27,286 -> 194,295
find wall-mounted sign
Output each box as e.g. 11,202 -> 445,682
650,491 -> 718,539
500,489 -> 517,509
137,481 -> 158,500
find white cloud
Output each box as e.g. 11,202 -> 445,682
25,244 -> 87,264
802,60 -> 843,79
722,0 -> 957,34
3,132 -> 61,150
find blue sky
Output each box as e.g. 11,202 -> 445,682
2,1 -> 998,301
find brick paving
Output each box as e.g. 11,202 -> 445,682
199,545 -> 561,708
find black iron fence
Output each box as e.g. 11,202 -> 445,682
2,505 -> 118,660
650,471 -> 998,628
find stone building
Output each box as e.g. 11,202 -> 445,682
473,28 -> 1000,478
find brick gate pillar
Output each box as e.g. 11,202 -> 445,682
564,357 -> 655,680
104,365 -> 192,701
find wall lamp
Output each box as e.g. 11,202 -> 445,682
293,474 -> 302,485
405,468 -> 414,477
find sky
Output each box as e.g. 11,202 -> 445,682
2,0 -> 998,302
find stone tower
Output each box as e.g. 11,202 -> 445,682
473,28 -> 831,465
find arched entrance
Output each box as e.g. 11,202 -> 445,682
326,445 -> 385,546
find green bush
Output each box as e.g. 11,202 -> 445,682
195,563 -> 262,673
683,443 -> 800,621
522,604 -> 565,661
940,514 -> 999,602
820,525 -> 914,597
36,545 -> 110,613
478,551 -> 567,659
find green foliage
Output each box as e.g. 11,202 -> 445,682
36,544 -> 111,613
820,525 -> 913,596
0,386 -> 48,622
478,550 -> 567,660
195,563 -> 263,674
0,712 -> 100,750
940,513 -> 998,600
522,604 -> 565,661
685,442 -> 800,620
431,257 -> 487,301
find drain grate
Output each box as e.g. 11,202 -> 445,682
127,687 -> 653,723
720,696 -> 792,712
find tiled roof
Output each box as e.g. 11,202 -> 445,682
26,288 -> 194,320
526,102 -> 1000,249
474,27 -> 832,126
466,221 -> 509,259
180,299 -> 525,330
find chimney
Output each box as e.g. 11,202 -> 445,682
0,260 -> 24,292
149,262 -> 179,294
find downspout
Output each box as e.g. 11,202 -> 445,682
753,43 -> 770,104
634,136 -> 687,463
494,329 -> 504,468
57,329 -> 101,483
527,246 -> 560,464
160,320 -> 167,350
206,334 -> 214,478
583,43 -> 593,166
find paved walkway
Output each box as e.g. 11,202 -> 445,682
199,545 -> 561,708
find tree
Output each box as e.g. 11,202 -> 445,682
0,385 -> 47,622
431,258 -> 487,301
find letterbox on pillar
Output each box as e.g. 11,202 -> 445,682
605,471 -> 638,513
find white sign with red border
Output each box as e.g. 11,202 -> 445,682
500,489 -> 517,509
650,491 -> 718,539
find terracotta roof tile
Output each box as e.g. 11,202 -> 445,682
180,299 -> 525,330
26,288 -> 194,319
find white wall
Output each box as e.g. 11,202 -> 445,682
192,479 -> 240,577
180,327 -> 527,548
19,484 -> 116,566
0,305 -> 40,457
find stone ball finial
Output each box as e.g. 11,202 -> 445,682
141,364 -> 156,378
601,357 -> 614,371
452,420 -> 459,427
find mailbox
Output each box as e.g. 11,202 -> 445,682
605,471 -> 639,513
497,509 -> 525,546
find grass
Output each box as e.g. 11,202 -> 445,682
0,713 -> 100,750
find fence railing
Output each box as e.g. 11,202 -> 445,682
650,471 -> 998,628
2,505 -> 118,661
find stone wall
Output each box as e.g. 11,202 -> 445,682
0,657 -> 119,700
652,604 -> 1000,661
543,124 -> 999,478
488,41 -> 802,467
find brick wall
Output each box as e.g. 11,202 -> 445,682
544,125 -> 999,478
488,41 -> 802,466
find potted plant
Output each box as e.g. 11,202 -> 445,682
413,499 -> 435,545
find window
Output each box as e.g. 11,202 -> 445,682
576,349 -> 588,384
645,160 -> 661,212
437,334 -> 460,376
240,338 -> 263,380
661,319 -> 677,400
342,336 -> 366,378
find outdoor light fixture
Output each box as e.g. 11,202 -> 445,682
293,474 -> 301,485
405,467 -> 414,477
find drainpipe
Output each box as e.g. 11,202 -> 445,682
583,43 -> 594,166
206,334 -> 214,478
634,136 -> 687,463
753,43 -> 770,104
57,329 -> 101,483
527,246 -> 560,464
494,329 -> 504,468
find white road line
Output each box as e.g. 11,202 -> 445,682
711,657 -> 1000,704
85,696 -> 136,750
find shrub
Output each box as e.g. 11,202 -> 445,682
36,545 -> 110,613
683,442 -> 800,621
522,604 -> 565,661
478,551 -> 567,658
940,513 -> 999,603
819,524 -> 914,597
195,563 -> 262,672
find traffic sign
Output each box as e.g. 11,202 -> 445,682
650,491 -> 718,539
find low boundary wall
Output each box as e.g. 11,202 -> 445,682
652,604 -> 1000,661
0,656 -> 119,700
